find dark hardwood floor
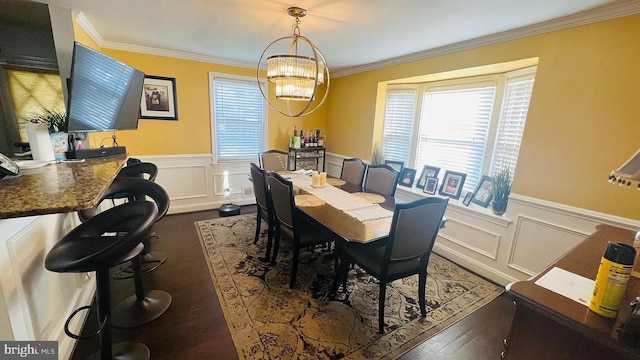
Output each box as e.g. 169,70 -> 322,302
71,205 -> 515,359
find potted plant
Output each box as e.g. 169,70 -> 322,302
372,143 -> 385,165
26,109 -> 69,160
490,167 -> 511,216
27,109 -> 68,133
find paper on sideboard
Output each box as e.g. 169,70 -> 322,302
534,267 -> 594,306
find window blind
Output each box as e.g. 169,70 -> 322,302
416,85 -> 496,192
382,90 -> 416,164
213,77 -> 265,161
490,78 -> 534,177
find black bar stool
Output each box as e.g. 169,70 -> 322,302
79,177 -> 173,328
116,162 -> 168,271
45,201 -> 158,360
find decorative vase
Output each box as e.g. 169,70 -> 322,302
491,200 -> 508,216
24,122 -> 55,161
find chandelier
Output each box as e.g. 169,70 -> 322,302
257,7 -> 330,117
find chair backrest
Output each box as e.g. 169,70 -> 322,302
364,164 -> 399,197
117,162 -> 158,182
78,177 -> 170,226
340,158 -> 367,186
267,172 -> 295,230
260,150 -> 288,171
386,197 -> 449,264
250,163 -> 272,216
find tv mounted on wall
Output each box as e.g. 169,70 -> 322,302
67,42 -> 145,132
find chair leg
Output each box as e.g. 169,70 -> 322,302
289,245 -> 300,289
331,252 -> 349,295
253,212 -> 262,244
264,223 -> 273,260
419,270 -> 427,317
271,228 -> 280,265
378,282 -> 386,334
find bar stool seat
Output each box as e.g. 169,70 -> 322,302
79,177 -> 172,329
45,201 -> 158,360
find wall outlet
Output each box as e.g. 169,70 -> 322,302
242,186 -> 254,197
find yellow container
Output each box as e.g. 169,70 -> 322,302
589,242 -> 635,318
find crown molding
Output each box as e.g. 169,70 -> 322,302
75,1 -> 640,76
74,12 -> 104,47
102,41 -> 258,69
332,0 -> 640,78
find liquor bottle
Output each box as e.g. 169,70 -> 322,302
293,126 -> 298,137
300,129 -> 305,148
318,130 -> 324,147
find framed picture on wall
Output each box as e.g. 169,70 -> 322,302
140,75 -> 179,120
416,165 -> 441,190
438,170 -> 467,200
398,168 -> 417,187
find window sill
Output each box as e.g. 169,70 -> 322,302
396,186 -> 512,227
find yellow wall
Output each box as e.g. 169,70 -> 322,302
72,20 -> 326,156
73,14 -> 640,218
327,14 -> 640,219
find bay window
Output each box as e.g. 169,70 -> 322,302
382,66 -> 536,193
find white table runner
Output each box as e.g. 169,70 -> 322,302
289,175 -> 393,221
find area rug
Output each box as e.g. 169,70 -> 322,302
195,214 -> 503,360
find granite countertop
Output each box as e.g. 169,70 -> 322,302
0,154 -> 127,219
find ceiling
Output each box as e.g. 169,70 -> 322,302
32,0 -> 637,74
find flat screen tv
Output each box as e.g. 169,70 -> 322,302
67,42 -> 145,132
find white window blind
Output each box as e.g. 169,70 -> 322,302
382,90 -> 416,164
490,78 -> 534,177
416,85 -> 496,193
212,76 -> 265,161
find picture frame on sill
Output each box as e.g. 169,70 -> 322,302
140,75 -> 178,120
398,168 -> 417,187
416,165 -> 441,190
384,160 -> 404,178
462,191 -> 473,206
438,170 -> 467,200
471,175 -> 494,208
423,176 -> 438,195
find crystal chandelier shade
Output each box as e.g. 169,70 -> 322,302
257,7 -> 330,117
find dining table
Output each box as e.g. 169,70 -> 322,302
284,172 -> 398,248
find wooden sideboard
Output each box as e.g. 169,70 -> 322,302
504,224 -> 640,359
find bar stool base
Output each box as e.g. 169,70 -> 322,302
112,290 -> 172,328
87,341 -> 149,360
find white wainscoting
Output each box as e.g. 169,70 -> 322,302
128,153 -> 640,286
324,152 -> 640,286
133,154 -> 258,214
0,213 -> 94,360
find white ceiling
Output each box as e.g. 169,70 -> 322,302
36,0 -> 637,74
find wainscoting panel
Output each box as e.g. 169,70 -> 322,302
0,213 -> 94,360
508,215 -> 589,277
136,153 -> 640,286
438,218 -> 501,260
137,154 -> 257,214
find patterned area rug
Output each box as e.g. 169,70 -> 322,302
195,214 -> 503,359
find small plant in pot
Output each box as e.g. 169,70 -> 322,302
27,108 -> 68,133
490,167 -> 511,216
372,143 -> 385,165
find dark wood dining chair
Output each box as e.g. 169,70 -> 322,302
250,163 -> 276,262
333,196 -> 449,333
364,164 -> 399,197
259,149 -> 289,171
340,158 -> 367,187
267,171 -> 331,288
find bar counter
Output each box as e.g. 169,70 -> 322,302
0,154 -> 127,219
